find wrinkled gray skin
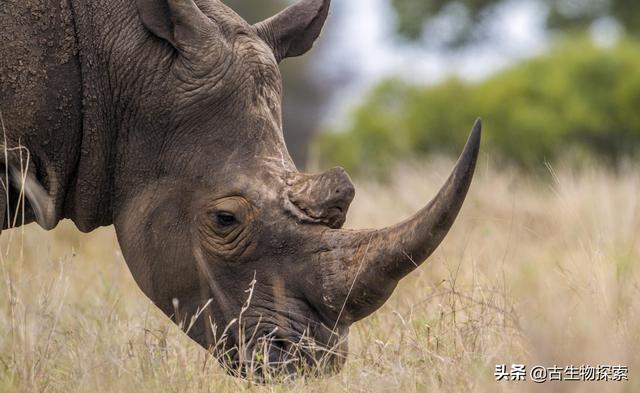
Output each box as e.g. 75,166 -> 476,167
0,0 -> 481,378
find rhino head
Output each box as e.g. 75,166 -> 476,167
99,0 -> 480,379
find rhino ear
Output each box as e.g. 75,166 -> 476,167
253,0 -> 330,62
136,0 -> 213,52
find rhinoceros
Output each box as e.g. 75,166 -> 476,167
0,0 -> 481,378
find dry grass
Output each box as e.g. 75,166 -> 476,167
0,158 -> 639,392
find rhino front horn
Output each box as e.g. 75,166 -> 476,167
319,119 -> 481,323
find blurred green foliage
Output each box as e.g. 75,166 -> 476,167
314,38 -> 640,176
391,0 -> 496,44
392,0 -> 640,45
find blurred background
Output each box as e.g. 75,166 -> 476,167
228,0 -> 640,176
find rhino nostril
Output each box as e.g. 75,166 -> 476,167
329,206 -> 343,215
268,340 -> 288,363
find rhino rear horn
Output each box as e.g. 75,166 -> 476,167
253,0 -> 331,62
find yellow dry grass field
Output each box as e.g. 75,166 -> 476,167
0,158 -> 638,392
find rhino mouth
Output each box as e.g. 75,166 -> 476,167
214,304 -> 347,381
218,326 -> 346,381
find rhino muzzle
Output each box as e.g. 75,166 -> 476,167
225,120 -> 481,378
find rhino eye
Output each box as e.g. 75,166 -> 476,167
215,212 -> 237,227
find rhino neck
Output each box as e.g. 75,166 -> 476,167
56,0 -> 121,232
64,0 -> 164,232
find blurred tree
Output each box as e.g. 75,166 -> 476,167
224,0 -> 331,166
391,0 -> 640,45
315,38 -> 640,176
